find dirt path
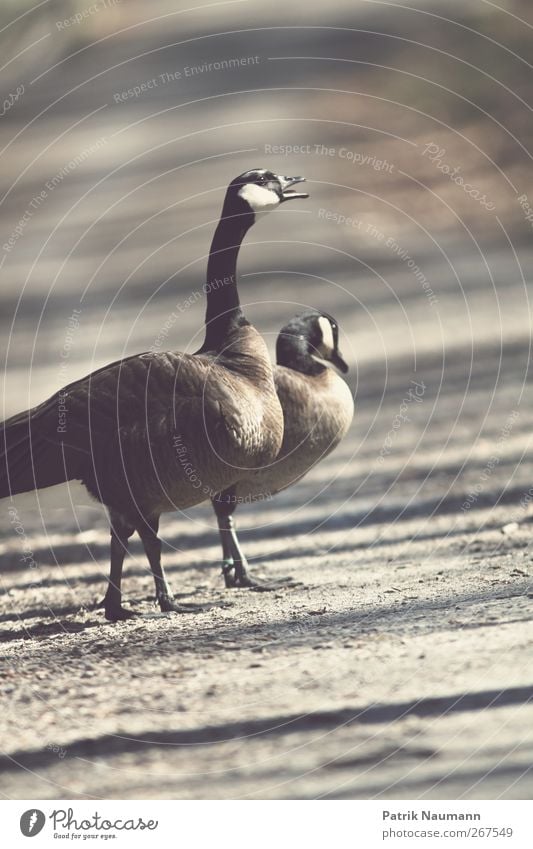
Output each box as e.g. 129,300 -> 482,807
1,326 -> 532,798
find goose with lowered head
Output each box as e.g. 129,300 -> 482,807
212,309 -> 354,590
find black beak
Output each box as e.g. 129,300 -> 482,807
277,175 -> 309,201
331,350 -> 349,374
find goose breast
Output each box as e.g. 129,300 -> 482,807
230,366 -> 354,503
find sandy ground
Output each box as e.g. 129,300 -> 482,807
1,318 -> 532,800
0,0 -> 532,800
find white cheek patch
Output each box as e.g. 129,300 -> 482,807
318,315 -> 335,355
238,183 -> 280,214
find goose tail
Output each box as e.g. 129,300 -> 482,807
0,410 -> 82,499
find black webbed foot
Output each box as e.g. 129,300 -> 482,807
223,564 -> 301,592
104,605 -> 138,622
239,575 -> 302,593
157,594 -> 229,614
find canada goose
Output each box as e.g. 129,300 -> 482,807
211,310 -> 354,590
0,169 -> 309,620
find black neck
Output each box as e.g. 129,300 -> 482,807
276,336 -> 326,376
198,214 -> 251,353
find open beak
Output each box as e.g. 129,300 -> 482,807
331,350 -> 349,374
277,175 -> 309,201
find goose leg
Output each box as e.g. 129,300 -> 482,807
217,507 -> 236,587
137,516 -> 221,614
103,513 -> 136,621
212,491 -> 299,591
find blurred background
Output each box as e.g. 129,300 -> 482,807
1,0 -> 533,801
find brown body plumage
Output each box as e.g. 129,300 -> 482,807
231,365 -> 353,502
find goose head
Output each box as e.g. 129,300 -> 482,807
276,310 -> 349,375
222,169 -> 309,224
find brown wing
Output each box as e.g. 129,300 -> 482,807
0,349 -> 249,500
